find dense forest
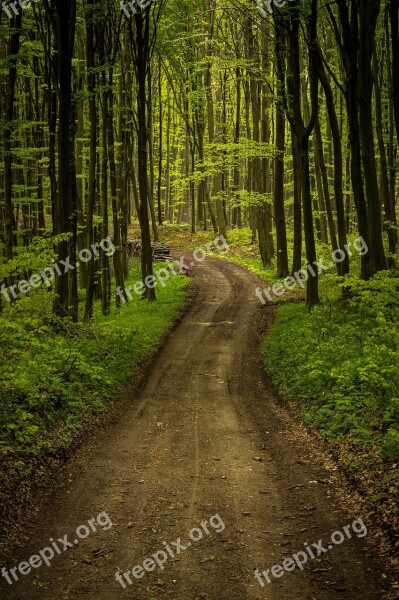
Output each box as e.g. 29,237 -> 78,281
2,0 -> 399,310
0,0 -> 399,597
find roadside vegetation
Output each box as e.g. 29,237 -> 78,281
0,258 -> 190,479
263,270 -> 399,541
264,274 -> 399,463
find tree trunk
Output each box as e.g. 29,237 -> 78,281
316,47 -> 349,276
389,0 -> 399,145
337,0 -> 372,279
287,0 -> 319,305
147,65 -> 159,241
314,116 -> 338,254
157,67 -> 163,225
373,47 -> 396,264
274,15 -> 289,276
84,1 -> 97,320
4,11 -> 22,284
358,0 -> 386,273
291,128 -> 302,273
108,71 -> 125,306
52,0 -> 77,318
135,8 -> 155,300
312,122 -> 329,245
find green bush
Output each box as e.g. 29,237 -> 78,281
263,270 -> 399,461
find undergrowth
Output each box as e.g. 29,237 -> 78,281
263,271 -> 399,462
0,259 -> 190,471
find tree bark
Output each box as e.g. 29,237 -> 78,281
274,15 -> 289,277
358,0 -> 386,273
3,11 -> 21,278
134,7 -> 155,300
51,0 -> 77,318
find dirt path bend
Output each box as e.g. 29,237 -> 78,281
0,256 -> 391,600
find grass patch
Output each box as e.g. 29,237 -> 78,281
262,271 -> 399,462
0,259 -> 190,469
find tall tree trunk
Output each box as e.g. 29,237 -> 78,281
386,11 -> 398,257
69,92 -> 79,321
52,0 -> 77,318
108,70 -> 125,306
314,116 -> 338,254
232,65 -> 242,228
134,8 -> 155,300
165,83 -> 171,223
389,0 -> 399,145
336,0 -> 372,279
274,15 -> 289,277
373,47 -> 396,265
316,47 -> 348,276
84,1 -> 97,320
147,65 -> 159,241
157,67 -> 163,225
291,128 -> 302,273
358,0 -> 386,273
262,27 -> 274,258
76,72 -> 86,288
3,11 -> 22,280
287,0 -> 320,305
204,1 -> 226,236
312,122 -> 329,245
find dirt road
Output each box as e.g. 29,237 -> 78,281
0,256 -> 391,599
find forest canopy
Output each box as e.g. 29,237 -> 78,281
1,0 -> 398,317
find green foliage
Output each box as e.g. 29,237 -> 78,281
0,235 -> 55,282
262,270 -> 399,461
382,428 -> 399,461
0,261 -> 190,461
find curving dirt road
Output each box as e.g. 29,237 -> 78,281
0,256 -> 392,599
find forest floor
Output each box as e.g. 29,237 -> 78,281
0,254 -> 397,599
